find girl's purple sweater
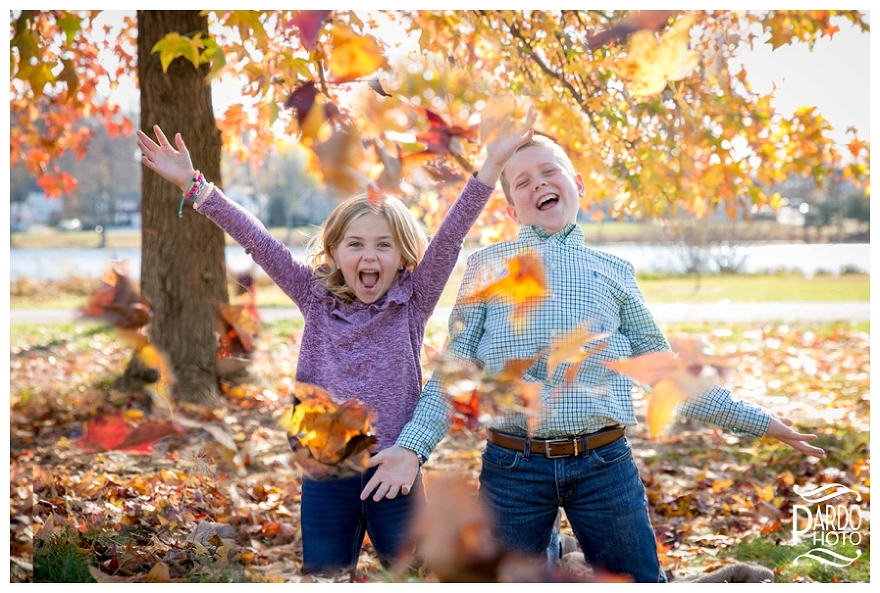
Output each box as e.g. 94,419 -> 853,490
194,177 -> 494,450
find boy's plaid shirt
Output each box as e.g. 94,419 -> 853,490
397,223 -> 770,463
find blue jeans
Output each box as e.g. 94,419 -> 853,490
300,466 -> 424,574
479,436 -> 666,583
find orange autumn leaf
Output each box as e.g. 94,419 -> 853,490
460,251 -> 549,331
327,23 -> 388,83
616,13 -> 699,98
308,123 -> 371,195
287,382 -> 377,478
81,261 -> 151,330
603,334 -> 731,437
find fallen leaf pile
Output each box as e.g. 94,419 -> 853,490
9,318 -> 870,583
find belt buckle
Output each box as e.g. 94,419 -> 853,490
544,438 -> 578,458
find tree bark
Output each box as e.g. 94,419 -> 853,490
137,10 -> 227,404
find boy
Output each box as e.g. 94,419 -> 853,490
364,135 -> 825,582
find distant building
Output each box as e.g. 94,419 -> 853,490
9,191 -> 63,229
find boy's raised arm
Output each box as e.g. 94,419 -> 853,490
475,105 -> 537,186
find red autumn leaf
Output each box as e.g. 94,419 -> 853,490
75,416 -> 181,454
286,10 -> 332,50
586,10 -> 678,49
411,106 -> 480,156
81,262 -> 151,330
450,388 -> 481,432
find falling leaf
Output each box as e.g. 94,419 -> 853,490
287,382 -> 376,478
368,77 -> 391,97
81,261 -> 151,330
604,333 -> 731,436
75,415 -> 182,454
546,322 -> 610,379
459,251 -> 549,331
365,137 -> 403,192
327,23 -> 389,83
286,10 -> 332,50
410,105 -> 480,157
616,14 -> 699,97
308,123 -> 371,195
586,10 -> 678,49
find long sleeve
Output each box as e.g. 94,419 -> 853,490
410,175 -> 495,324
396,250 -> 489,462
677,385 -> 771,437
193,186 -> 315,307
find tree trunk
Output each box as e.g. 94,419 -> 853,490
137,10 -> 227,404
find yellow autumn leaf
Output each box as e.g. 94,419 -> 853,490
617,14 -> 699,98
646,379 -> 687,437
546,322 -> 610,379
328,24 -> 388,83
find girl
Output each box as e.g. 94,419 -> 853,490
135,106 -> 536,575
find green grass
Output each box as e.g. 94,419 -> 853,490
9,270 -> 869,313
724,536 -> 869,583
34,531 -> 97,583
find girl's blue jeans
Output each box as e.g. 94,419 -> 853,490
300,466 -> 424,575
479,435 -> 666,583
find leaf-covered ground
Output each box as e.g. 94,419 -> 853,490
10,319 -> 870,583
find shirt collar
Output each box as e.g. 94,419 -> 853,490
516,223 -> 583,245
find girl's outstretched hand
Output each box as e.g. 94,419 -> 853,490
476,104 -> 538,186
136,125 -> 197,192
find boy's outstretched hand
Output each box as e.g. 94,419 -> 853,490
766,414 -> 826,459
476,104 -> 538,187
360,445 -> 420,502
136,125 -> 198,192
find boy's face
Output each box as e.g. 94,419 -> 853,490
503,145 -> 584,235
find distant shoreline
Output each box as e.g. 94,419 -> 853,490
9,220 -> 868,251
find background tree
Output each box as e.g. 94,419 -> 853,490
137,10 -> 226,403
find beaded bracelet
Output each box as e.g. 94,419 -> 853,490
178,171 -> 205,218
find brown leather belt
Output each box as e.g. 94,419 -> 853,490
487,425 -> 625,458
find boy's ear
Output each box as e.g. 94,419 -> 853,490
575,173 -> 585,196
505,203 -> 520,223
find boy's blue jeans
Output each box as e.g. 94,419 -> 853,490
300,466 -> 424,574
479,435 -> 667,583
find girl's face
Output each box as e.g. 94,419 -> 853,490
329,213 -> 405,304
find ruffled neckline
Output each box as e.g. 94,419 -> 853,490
310,269 -> 414,320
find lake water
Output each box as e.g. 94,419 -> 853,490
8,242 -> 869,281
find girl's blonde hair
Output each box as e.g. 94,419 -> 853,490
309,192 -> 429,302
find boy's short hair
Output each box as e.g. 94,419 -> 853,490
499,135 -> 577,205
309,192 -> 428,302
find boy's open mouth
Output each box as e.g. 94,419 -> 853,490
537,194 -> 559,211
359,270 -> 379,289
